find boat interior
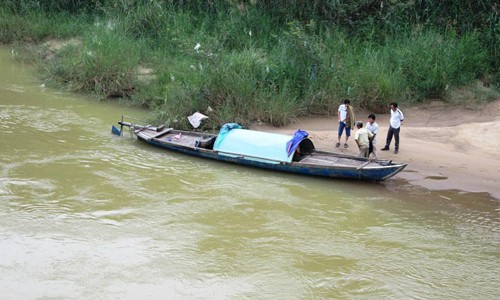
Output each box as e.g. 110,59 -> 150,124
148,128 -> 218,149
145,126 -> 317,160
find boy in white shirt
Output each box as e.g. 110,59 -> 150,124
366,114 -> 379,159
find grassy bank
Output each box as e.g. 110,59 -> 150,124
1,1 -> 498,129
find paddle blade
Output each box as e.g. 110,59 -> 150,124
111,125 -> 122,136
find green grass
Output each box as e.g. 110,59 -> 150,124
40,26 -> 143,99
1,1 -> 498,129
0,8 -> 89,43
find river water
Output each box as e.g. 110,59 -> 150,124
1,47 -> 499,299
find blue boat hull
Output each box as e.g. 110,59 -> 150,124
143,136 -> 405,181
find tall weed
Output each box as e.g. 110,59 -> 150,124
0,10 -> 88,43
393,31 -> 489,100
43,26 -> 142,98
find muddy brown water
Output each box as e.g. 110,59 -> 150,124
1,47 -> 499,299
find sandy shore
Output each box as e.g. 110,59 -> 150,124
251,100 -> 500,200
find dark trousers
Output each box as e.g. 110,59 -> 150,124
385,126 -> 400,150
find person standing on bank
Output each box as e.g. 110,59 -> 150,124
381,102 -> 404,154
336,99 -> 355,148
366,114 -> 379,159
354,121 -> 373,158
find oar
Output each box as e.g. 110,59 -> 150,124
111,125 -> 122,136
111,115 -> 126,136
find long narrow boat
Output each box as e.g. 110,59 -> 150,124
113,117 -> 407,181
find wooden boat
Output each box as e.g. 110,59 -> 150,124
113,117 -> 407,181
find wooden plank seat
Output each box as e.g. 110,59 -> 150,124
151,128 -> 173,138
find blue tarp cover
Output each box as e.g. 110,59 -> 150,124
213,126 -> 308,164
213,123 -> 242,149
286,129 -> 309,156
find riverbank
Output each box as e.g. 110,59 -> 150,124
252,100 -> 500,200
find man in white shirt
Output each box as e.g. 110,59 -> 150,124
381,102 -> 404,154
354,121 -> 374,158
336,99 -> 353,148
366,114 -> 379,159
